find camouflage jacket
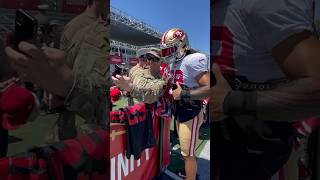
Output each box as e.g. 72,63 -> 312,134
129,65 -> 166,104
46,19 -> 109,143
60,11 -> 97,52
65,18 -> 109,129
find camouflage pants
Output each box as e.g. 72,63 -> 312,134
45,110 -> 103,144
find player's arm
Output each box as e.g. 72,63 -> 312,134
176,54 -> 210,101
223,31 -> 320,122
189,71 -> 210,100
257,31 -> 320,122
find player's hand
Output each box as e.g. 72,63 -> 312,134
112,75 -> 132,92
210,64 -> 232,122
173,82 -> 182,100
5,42 -> 74,97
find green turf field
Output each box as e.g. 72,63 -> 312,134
7,114 -> 57,156
8,97 -> 129,156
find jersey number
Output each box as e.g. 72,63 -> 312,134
172,69 -> 183,84
211,26 -> 235,75
160,64 -> 184,84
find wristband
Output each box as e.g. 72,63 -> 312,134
181,89 -> 191,102
223,91 -> 257,116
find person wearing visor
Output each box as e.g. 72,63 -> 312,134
5,0 -> 109,142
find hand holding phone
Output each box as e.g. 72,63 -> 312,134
14,9 -> 38,46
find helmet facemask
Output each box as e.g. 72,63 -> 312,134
175,40 -> 189,60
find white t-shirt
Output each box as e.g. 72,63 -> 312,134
212,0 -> 313,86
169,52 -> 209,88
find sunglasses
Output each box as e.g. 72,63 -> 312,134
140,53 -> 160,62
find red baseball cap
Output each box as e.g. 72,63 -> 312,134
110,87 -> 121,103
0,83 -> 38,130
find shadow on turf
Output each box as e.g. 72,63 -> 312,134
168,151 -> 210,180
8,136 -> 23,144
168,124 -> 210,175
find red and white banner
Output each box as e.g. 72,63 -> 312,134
109,54 -> 123,64
62,0 -> 86,14
129,57 -> 139,66
0,0 -> 40,10
110,116 -> 170,180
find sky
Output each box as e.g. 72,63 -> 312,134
316,0 -> 320,19
110,0 -> 210,54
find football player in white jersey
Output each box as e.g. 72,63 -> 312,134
212,0 -> 320,179
161,28 -> 210,180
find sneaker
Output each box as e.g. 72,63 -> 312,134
172,144 -> 180,151
176,170 -> 186,179
176,170 -> 200,180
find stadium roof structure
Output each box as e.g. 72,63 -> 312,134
110,7 -> 209,58
0,7 -> 207,57
110,6 -> 162,48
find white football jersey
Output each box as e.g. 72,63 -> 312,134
170,53 -> 209,89
212,0 -> 313,89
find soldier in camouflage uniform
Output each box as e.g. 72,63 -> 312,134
4,0 -> 109,143
51,0 -> 109,141
60,0 -> 101,52
47,0 -> 109,142
113,48 -> 166,104
126,48 -> 152,105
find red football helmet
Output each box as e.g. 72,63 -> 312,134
160,28 -> 190,63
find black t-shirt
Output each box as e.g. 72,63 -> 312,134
125,103 -> 156,160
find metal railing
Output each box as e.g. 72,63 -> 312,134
110,40 -> 161,50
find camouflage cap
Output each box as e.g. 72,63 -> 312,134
146,48 -> 162,60
49,19 -> 62,26
136,47 -> 163,61
136,48 -> 150,58
37,4 -> 49,11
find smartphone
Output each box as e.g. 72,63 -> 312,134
14,9 -> 37,45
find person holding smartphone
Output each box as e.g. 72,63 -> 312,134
5,0 -> 109,142
0,40 -> 40,157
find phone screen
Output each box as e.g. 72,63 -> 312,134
14,9 -> 38,45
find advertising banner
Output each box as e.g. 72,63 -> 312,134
110,116 -> 170,180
